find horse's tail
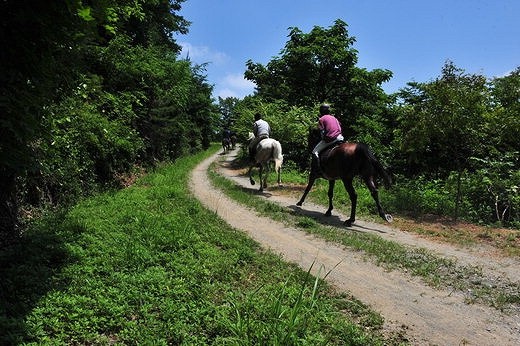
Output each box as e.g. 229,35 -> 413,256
272,140 -> 283,183
366,146 -> 392,189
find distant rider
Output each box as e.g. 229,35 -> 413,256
248,113 -> 270,162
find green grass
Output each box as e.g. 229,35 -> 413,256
0,145 -> 404,345
208,158 -> 520,313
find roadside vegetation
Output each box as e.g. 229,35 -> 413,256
0,146 -> 407,345
208,157 -> 520,313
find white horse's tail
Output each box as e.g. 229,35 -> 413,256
272,140 -> 283,184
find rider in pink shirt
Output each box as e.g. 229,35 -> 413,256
312,104 -> 344,158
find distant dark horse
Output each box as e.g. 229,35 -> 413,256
222,137 -> 232,153
296,129 -> 392,226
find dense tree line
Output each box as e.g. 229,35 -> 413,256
230,21 -> 519,226
1,0 -> 218,246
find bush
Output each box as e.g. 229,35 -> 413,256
386,169 -> 519,227
457,163 -> 520,226
24,83 -> 144,207
386,176 -> 455,217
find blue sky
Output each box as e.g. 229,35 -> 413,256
175,0 -> 519,99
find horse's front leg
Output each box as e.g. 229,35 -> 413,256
342,178 -> 357,226
325,180 -> 335,216
296,175 -> 316,205
296,167 -> 321,205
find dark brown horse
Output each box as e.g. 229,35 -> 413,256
296,129 -> 392,226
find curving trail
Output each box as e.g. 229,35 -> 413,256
190,147 -> 520,346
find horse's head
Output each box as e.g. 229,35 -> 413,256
307,128 -> 321,151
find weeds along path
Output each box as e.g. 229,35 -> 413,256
190,147 -> 520,346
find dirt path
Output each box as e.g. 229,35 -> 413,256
190,148 -> 520,346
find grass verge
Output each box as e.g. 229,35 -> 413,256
0,145 -> 406,345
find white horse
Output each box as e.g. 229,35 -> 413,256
247,132 -> 283,192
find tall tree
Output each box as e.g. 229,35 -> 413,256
0,0 -> 94,244
395,61 -> 488,176
487,67 -> 520,154
218,97 -> 240,130
244,19 -> 393,140
394,61 -> 489,217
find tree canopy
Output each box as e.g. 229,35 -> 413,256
0,0 -> 217,244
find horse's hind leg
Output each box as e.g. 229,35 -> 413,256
325,180 -> 335,216
262,163 -> 269,190
364,176 -> 392,222
342,178 -> 357,226
248,165 -> 255,186
258,164 -> 265,192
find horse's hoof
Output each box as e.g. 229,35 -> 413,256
343,219 -> 354,227
325,211 -> 332,217
296,201 -> 302,206
385,214 -> 393,222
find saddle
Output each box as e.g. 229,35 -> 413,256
250,135 -> 269,161
318,140 -> 345,163
312,141 -> 345,176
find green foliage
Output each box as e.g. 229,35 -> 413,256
1,0 -> 216,240
384,164 -> 520,226
218,96 -> 241,131
390,62 -> 519,225
386,176 -> 456,217
244,19 -> 393,140
246,19 -> 356,107
463,155 -> 520,225
487,67 -> 520,154
95,35 -> 215,160
0,0 -> 95,239
233,99 -> 316,168
29,81 -> 144,206
394,61 -> 489,176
